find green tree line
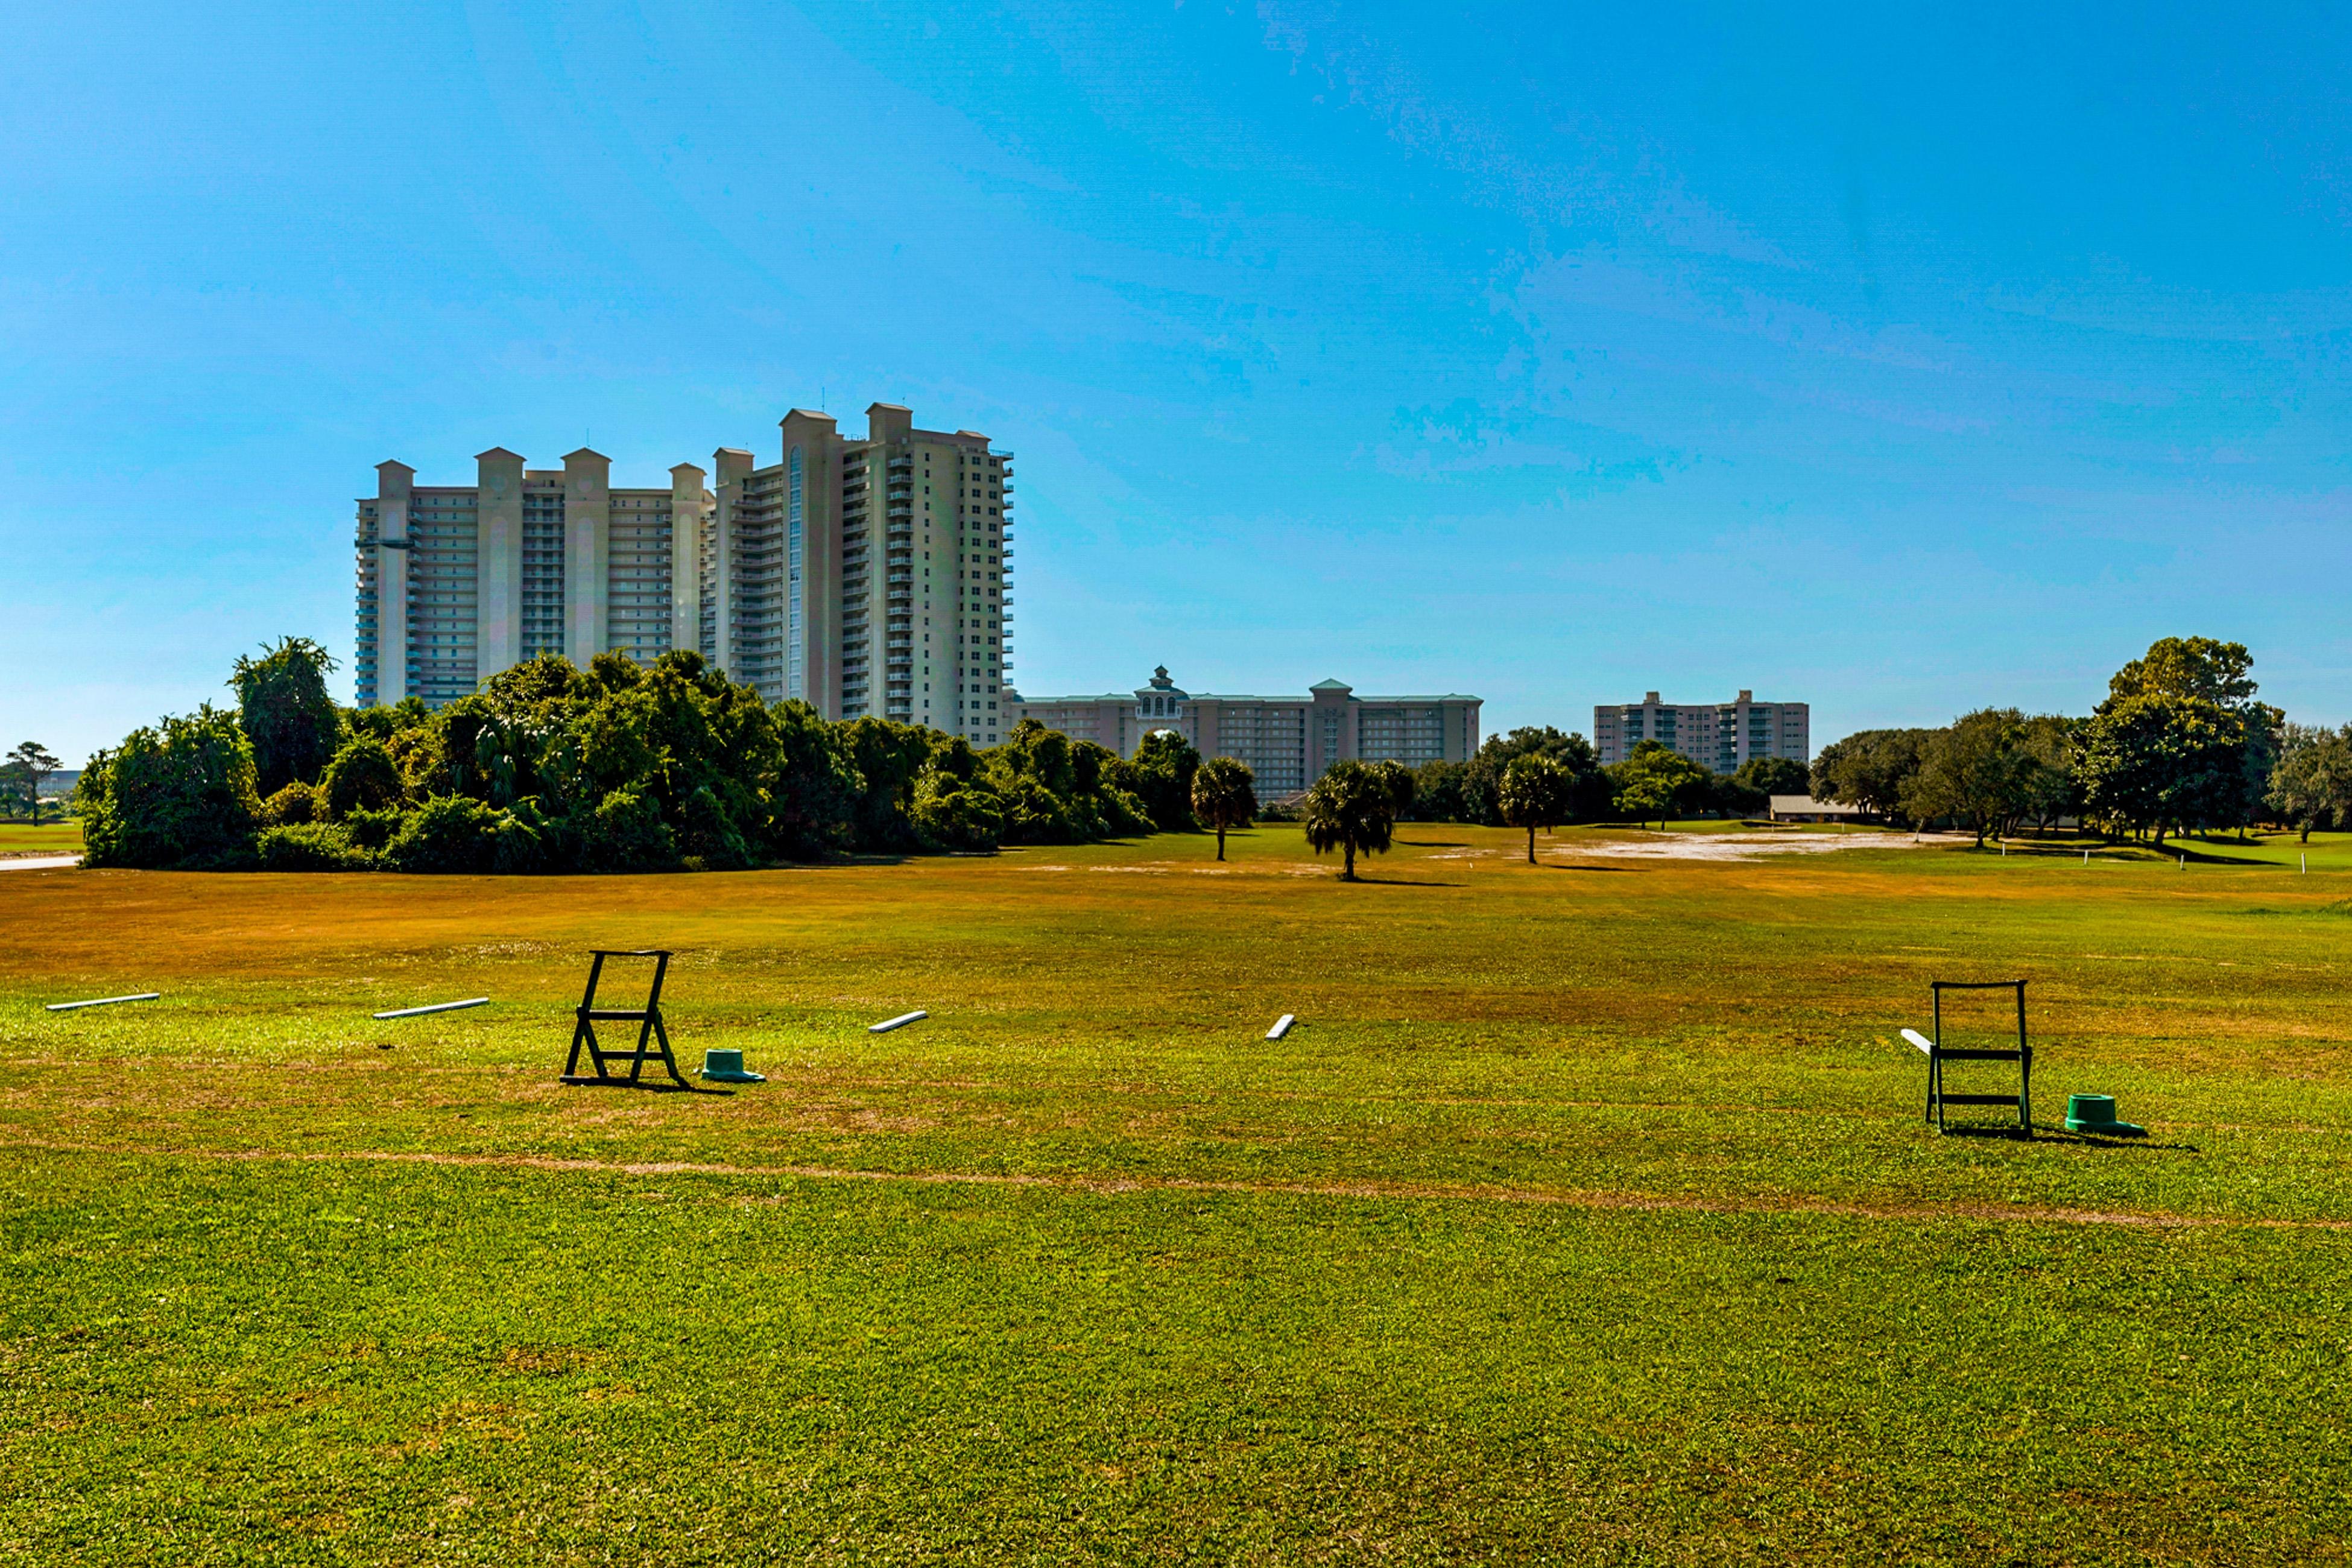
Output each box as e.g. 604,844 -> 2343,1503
1389,729 -> 1808,832
77,640 -> 1212,873
1810,637 -> 2352,846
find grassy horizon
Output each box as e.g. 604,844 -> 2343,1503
0,821 -> 83,855
4,824 -> 2350,1562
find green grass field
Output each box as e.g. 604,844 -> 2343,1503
5,824 -> 2351,1563
0,820 -> 83,855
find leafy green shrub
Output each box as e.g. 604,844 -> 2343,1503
260,781 -> 321,826
321,738 -> 404,819
382,795 -> 508,874
493,797 -> 569,875
996,774 -> 1073,844
256,822 -> 373,871
78,705 -> 262,870
1131,730 -> 1201,831
680,785 -> 755,870
343,806 -> 405,853
584,787 -> 676,872
911,768 -> 1004,852
1104,787 -> 1152,838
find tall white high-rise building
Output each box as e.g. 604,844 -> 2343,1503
355,402 -> 1014,741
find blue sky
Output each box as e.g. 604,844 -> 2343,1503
6,1 -> 2350,763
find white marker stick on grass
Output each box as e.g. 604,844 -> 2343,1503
1266,1013 -> 1297,1041
1901,1028 -> 1935,1055
372,997 -> 490,1020
45,992 -> 160,1013
869,1010 -> 928,1034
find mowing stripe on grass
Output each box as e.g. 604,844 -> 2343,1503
7,1138 -> 2347,1233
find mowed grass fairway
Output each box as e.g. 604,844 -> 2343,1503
0,821 -> 84,856
4,824 -> 2351,1564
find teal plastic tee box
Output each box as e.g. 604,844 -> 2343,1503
2063,1093 -> 2145,1137
698,1048 -> 766,1084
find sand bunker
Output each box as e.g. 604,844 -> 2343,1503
1548,830 -> 1963,862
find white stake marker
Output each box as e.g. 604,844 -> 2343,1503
372,997 -> 490,1020
45,992 -> 160,1013
1266,1013 -> 1297,1041
869,1010 -> 928,1034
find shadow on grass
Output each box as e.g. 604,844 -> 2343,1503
1538,862 -> 1649,874
1935,1123 -> 2194,1152
560,1081 -> 737,1096
1344,876 -> 1466,888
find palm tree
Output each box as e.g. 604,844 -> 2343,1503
1371,758 -> 1418,820
1499,753 -> 1575,864
1190,756 -> 1257,861
1303,760 -> 1396,881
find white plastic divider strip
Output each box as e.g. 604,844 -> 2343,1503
372,997 -> 491,1020
44,992 -> 160,1013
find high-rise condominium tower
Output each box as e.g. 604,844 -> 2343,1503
1590,691 -> 1809,770
354,402 -> 1014,742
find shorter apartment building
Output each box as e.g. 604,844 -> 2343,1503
1593,690 -> 1809,771
1009,668 -> 1481,796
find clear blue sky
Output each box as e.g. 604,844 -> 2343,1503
7,2 -> 2350,764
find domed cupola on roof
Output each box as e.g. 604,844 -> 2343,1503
1135,665 -> 1189,721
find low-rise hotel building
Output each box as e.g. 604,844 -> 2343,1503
355,402 -> 1014,744
1010,667 -> 1481,795
1592,690 -> 1809,770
